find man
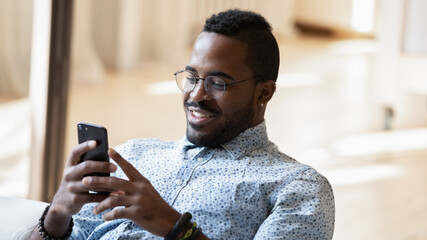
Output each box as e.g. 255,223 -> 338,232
31,9 -> 334,240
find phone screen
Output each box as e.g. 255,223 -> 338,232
77,122 -> 110,177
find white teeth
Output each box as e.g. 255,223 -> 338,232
192,111 -> 208,118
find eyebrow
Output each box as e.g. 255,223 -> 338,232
185,65 -> 235,81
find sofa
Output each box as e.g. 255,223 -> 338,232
0,196 -> 48,240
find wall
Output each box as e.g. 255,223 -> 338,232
71,0 -> 297,80
0,0 -> 33,99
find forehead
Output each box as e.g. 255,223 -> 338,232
188,32 -> 252,77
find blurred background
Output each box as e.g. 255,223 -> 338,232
0,0 -> 426,239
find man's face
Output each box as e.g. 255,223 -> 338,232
183,32 -> 262,147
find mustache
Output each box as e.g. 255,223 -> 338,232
184,101 -> 219,114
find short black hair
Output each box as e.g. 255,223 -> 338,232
203,9 -> 280,82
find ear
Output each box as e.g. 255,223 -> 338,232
256,80 -> 276,107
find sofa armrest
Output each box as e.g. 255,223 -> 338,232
0,196 -> 48,240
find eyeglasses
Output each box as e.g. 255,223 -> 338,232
174,70 -> 260,99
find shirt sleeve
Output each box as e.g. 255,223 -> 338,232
254,168 -> 335,240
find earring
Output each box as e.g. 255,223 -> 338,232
260,103 -> 264,107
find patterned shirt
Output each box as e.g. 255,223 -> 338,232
71,122 -> 335,239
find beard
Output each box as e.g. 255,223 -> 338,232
185,97 -> 256,148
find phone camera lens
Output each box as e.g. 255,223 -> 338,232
85,127 -> 88,131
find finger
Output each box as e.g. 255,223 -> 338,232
66,178 -> 115,194
102,206 -> 137,221
108,149 -> 145,181
67,180 -> 90,193
78,192 -> 110,204
65,161 -> 116,181
68,140 -> 97,166
76,161 -> 117,178
92,194 -> 132,215
82,176 -> 134,193
110,190 -> 126,196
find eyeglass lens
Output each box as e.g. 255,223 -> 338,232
176,71 -> 225,99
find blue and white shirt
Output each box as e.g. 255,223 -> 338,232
72,122 -> 335,239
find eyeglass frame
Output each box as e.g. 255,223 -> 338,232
174,69 -> 264,99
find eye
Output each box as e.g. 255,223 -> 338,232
207,77 -> 225,90
186,73 -> 197,84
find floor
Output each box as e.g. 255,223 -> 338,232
1,36 -> 426,239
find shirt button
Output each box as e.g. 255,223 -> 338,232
197,157 -> 203,162
175,179 -> 183,186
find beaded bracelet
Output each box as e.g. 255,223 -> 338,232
164,212 -> 192,240
38,205 -> 74,240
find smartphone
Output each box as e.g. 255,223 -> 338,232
77,122 -> 110,177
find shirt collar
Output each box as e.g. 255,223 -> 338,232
221,121 -> 269,160
180,121 -> 269,159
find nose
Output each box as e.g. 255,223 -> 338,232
189,79 -> 210,102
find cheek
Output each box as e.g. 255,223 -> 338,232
218,94 -> 255,115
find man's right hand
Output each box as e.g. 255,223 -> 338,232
30,140 -> 117,239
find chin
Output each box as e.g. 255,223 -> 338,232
186,123 -> 223,147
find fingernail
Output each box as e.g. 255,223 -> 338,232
109,164 -> 117,172
88,140 -> 96,148
82,177 -> 92,185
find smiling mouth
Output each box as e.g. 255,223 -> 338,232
187,107 -> 217,125
190,109 -> 214,118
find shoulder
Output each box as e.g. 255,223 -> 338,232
244,142 -> 333,194
272,161 -> 334,208
250,142 -> 333,194
249,142 -> 307,174
248,144 -> 335,238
